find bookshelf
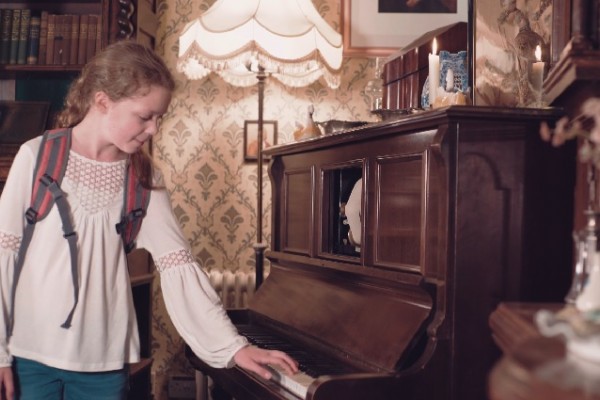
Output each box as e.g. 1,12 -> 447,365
0,1 -> 158,399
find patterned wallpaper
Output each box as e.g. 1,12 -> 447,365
150,0 -> 379,397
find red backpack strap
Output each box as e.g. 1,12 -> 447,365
28,128 -> 71,223
115,159 -> 151,253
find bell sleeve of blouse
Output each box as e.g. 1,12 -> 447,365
136,182 -> 248,369
0,141 -> 36,368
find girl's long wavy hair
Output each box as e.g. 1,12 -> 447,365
56,40 -> 175,189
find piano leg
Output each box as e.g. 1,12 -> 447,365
195,371 -> 234,400
195,372 -> 208,400
211,383 -> 234,400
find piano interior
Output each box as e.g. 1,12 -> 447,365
187,107 -> 576,400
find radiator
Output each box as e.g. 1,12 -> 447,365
207,269 -> 256,309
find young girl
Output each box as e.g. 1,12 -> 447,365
0,41 -> 297,399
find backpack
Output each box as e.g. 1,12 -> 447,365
7,128 -> 150,336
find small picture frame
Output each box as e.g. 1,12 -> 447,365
243,120 -> 277,162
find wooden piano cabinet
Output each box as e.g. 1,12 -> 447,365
0,145 -> 19,193
488,302 -> 600,400
126,249 -> 155,400
187,106 -> 577,400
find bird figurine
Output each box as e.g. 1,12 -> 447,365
293,105 -> 321,141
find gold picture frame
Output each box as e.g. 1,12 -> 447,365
341,0 -> 468,57
243,120 -> 277,162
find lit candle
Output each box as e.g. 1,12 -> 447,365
531,45 -> 545,107
428,38 -> 440,107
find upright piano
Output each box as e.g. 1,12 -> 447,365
186,106 -> 576,400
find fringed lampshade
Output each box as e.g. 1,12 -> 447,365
177,0 -> 342,88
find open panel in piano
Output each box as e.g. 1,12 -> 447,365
187,106 -> 576,400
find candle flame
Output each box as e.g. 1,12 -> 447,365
432,38 -> 438,55
535,45 -> 542,62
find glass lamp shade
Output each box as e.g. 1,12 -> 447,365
177,0 -> 343,88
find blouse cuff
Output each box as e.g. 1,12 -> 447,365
0,353 -> 12,368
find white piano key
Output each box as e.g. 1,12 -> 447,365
266,364 -> 316,399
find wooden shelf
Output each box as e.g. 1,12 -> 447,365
0,64 -> 83,72
544,46 -> 600,107
130,272 -> 154,287
129,358 -> 152,377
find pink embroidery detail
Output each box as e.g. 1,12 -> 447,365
0,231 -> 21,252
155,249 -> 195,272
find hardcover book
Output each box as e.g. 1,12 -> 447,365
38,11 -> 48,65
77,14 -> 88,65
52,14 -> 65,65
26,15 -> 40,65
45,13 -> 55,65
16,9 -> 31,65
0,9 -> 12,64
69,14 -> 79,65
8,9 -> 21,64
86,15 -> 97,62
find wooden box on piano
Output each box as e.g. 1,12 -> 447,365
383,22 -> 468,110
186,106 -> 576,400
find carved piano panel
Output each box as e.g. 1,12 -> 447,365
282,168 -> 313,255
374,154 -> 423,270
187,106 -> 577,400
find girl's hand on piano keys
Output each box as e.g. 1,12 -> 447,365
233,345 -> 299,380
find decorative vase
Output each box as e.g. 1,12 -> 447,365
439,50 -> 468,93
565,210 -> 600,304
364,58 -> 383,112
576,249 -> 600,313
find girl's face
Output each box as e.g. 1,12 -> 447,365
103,85 -> 171,155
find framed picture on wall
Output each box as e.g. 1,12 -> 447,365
244,120 -> 278,162
341,0 -> 469,57
472,0 -> 552,106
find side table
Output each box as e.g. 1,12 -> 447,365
488,302 -> 600,400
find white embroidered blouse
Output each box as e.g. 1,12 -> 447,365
0,136 -> 248,371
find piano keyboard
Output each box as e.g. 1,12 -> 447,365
237,324 -> 357,398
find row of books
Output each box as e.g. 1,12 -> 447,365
0,9 -> 102,66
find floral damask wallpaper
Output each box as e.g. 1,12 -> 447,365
150,0 -> 379,397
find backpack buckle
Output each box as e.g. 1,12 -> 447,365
131,208 -> 146,219
115,219 -> 126,235
25,208 -> 38,224
40,173 -> 56,187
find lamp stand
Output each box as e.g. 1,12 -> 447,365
253,68 -> 267,289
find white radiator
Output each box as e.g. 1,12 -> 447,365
207,269 -> 255,309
